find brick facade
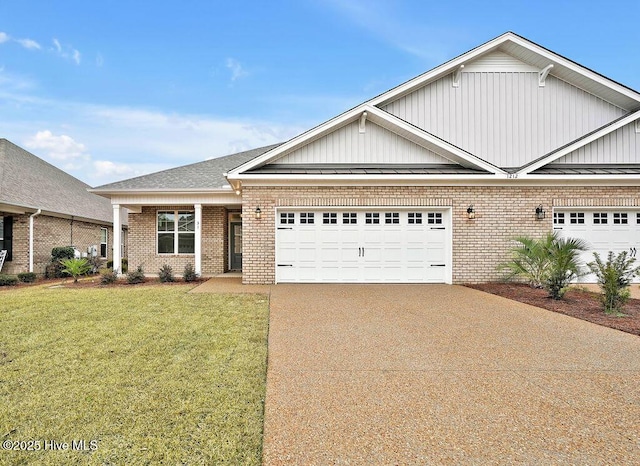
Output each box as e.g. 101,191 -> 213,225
128,205 -> 227,277
241,185 -> 640,284
0,213 -> 114,275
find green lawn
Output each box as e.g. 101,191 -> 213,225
0,284 -> 269,465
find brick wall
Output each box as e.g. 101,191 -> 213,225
241,185 -> 640,284
128,205 -> 226,277
1,213 -> 113,275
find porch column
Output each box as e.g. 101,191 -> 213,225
194,204 -> 202,276
112,204 -> 122,275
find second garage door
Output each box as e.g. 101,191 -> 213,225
276,209 -> 451,283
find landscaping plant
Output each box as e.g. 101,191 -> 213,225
60,258 -> 93,283
158,264 -> 174,282
17,272 -> 37,283
100,269 -> 118,285
183,263 -> 198,282
0,274 -> 18,286
46,246 -> 76,278
500,232 -> 588,300
588,251 -> 640,314
127,265 -> 146,284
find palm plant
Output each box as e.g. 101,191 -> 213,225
544,233 -> 589,299
499,234 -> 553,288
60,258 -> 92,283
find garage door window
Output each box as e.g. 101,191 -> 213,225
365,213 -> 380,224
593,213 -> 608,224
280,213 -> 295,224
385,212 -> 400,224
570,213 -> 584,224
428,213 -> 443,224
300,213 -> 314,224
322,213 -> 337,224
637,213 -> 640,224
408,212 -> 423,224
553,212 -> 565,225
343,213 -> 357,224
613,213 -> 628,224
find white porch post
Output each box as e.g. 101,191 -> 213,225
112,204 -> 122,275
194,204 -> 202,276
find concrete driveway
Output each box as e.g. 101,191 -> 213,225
263,284 -> 640,465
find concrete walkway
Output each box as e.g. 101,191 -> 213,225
263,284 -> 640,465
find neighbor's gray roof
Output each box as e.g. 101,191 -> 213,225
246,164 -> 491,175
0,139 -> 113,223
93,144 -> 281,191
531,164 -> 640,175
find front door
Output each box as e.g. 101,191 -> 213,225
230,222 -> 242,270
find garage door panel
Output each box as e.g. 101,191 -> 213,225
276,209 -> 450,283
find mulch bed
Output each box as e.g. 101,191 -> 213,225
0,276 -> 206,290
466,283 -> 640,336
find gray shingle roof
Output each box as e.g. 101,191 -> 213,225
0,139 -> 113,223
92,144 -> 280,191
531,164 -> 640,175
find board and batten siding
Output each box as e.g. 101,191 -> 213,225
382,72 -> 627,168
274,120 -> 451,165
553,120 -> 640,164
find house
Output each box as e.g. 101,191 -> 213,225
92,32 -> 640,284
0,139 -> 126,275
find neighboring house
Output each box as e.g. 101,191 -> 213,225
0,139 -> 126,275
92,32 -> 640,284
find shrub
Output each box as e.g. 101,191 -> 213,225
60,258 -> 92,283
499,235 -> 552,288
544,235 -> 589,300
47,246 -> 77,278
183,263 -> 198,282
588,251 -> 640,314
0,275 -> 18,286
17,272 -> 37,283
127,266 -> 145,284
100,269 -> 118,285
159,264 -> 174,283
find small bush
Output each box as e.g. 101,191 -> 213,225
183,263 -> 198,282
100,269 -> 118,285
51,246 -> 75,262
127,266 -> 145,284
17,272 -> 37,283
60,258 -> 92,283
0,275 -> 18,286
159,264 -> 174,283
588,251 -> 640,314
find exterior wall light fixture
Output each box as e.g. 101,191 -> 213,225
535,205 -> 546,220
466,205 -> 475,219
255,207 -> 262,219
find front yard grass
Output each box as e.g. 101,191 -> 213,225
0,284 -> 269,465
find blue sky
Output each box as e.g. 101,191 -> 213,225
1,0 -> 639,186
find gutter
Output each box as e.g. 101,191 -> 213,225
29,209 -> 42,273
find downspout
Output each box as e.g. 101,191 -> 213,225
29,209 -> 42,273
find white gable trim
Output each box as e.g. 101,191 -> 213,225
369,32 -> 640,110
517,110 -> 640,174
227,105 -> 504,180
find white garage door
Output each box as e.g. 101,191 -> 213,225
276,209 -> 451,283
553,209 -> 640,283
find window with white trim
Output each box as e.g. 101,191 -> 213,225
427,212 -> 443,224
300,213 -> 314,224
385,212 -> 400,224
569,213 -> 584,224
553,212 -> 565,225
322,213 -> 337,224
280,213 -> 295,224
593,213 -> 608,225
100,228 -> 108,258
157,211 -> 195,254
613,213 -> 628,224
342,213 -> 357,224
365,213 -> 380,224
408,212 -> 423,224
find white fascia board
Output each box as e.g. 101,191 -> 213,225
517,110 -> 640,174
365,106 -> 505,174
226,107 -> 364,178
369,33 -> 513,107
89,188 -> 233,196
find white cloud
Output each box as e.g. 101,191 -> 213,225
52,38 -> 62,53
0,32 -> 9,44
16,38 -> 41,50
72,49 -> 81,65
96,53 -> 104,67
50,38 -> 81,64
25,130 -> 89,162
226,58 -> 249,82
